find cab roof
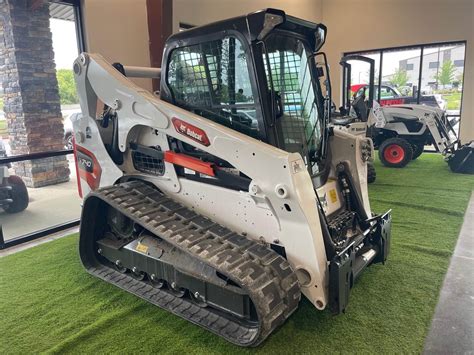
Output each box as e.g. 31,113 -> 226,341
165,8 -> 326,52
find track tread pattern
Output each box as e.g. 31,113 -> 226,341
82,181 -> 301,346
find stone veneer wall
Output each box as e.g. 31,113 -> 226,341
0,0 -> 69,187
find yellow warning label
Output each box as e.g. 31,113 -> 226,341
136,243 -> 149,253
329,189 -> 338,203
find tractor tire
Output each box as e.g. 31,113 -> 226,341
367,161 -> 376,183
65,134 -> 74,150
4,175 -> 29,213
411,143 -> 424,160
378,138 -> 413,168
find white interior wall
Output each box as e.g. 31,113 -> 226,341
322,0 -> 473,143
80,0 -> 473,141
80,0 -> 152,91
172,0 -> 322,31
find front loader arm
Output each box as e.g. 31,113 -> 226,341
73,53 -> 330,309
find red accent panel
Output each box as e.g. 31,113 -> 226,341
72,136 -> 83,198
380,98 -> 405,106
172,117 -> 210,146
75,145 -> 102,192
164,151 -> 215,177
351,84 -> 405,106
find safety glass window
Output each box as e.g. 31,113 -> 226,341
263,34 -> 322,161
167,37 -> 260,138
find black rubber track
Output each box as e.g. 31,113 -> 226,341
367,162 -> 376,184
79,181 -> 301,346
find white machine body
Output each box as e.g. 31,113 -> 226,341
72,53 -> 382,310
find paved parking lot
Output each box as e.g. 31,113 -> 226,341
0,158 -> 81,241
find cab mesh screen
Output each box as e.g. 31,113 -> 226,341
265,46 -> 318,153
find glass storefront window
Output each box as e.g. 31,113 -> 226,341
421,44 -> 465,135
0,1 -> 83,243
345,41 -> 466,136
381,48 -> 422,104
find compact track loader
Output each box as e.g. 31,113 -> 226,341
338,55 -> 474,172
72,9 -> 391,346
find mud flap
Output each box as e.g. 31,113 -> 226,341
447,142 -> 474,174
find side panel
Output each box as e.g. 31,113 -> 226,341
329,128 -> 372,217
316,179 -> 343,216
71,114 -> 123,196
344,121 -> 370,137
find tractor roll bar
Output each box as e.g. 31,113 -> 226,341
123,66 -> 161,79
340,55 -> 375,111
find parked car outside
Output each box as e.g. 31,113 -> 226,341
352,84 -> 447,110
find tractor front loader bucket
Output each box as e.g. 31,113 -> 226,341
447,141 -> 474,174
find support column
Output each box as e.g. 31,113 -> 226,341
0,0 -> 69,187
147,0 -> 172,92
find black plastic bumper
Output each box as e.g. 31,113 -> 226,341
328,210 -> 392,314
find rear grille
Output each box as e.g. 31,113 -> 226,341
132,148 -> 165,176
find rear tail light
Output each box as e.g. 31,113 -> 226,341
73,139 -> 102,197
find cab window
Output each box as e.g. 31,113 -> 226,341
167,36 -> 260,138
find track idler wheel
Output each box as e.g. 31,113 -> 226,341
190,291 -> 208,307
131,267 -> 145,281
149,274 -> 165,288
169,282 -> 186,297
114,260 -> 128,273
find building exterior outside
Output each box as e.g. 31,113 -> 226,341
383,45 -> 465,93
0,1 -> 70,187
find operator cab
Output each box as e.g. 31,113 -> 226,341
160,9 -> 329,177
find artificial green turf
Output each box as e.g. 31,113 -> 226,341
1,154 -> 473,354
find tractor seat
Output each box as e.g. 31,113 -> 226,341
331,116 -> 355,126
